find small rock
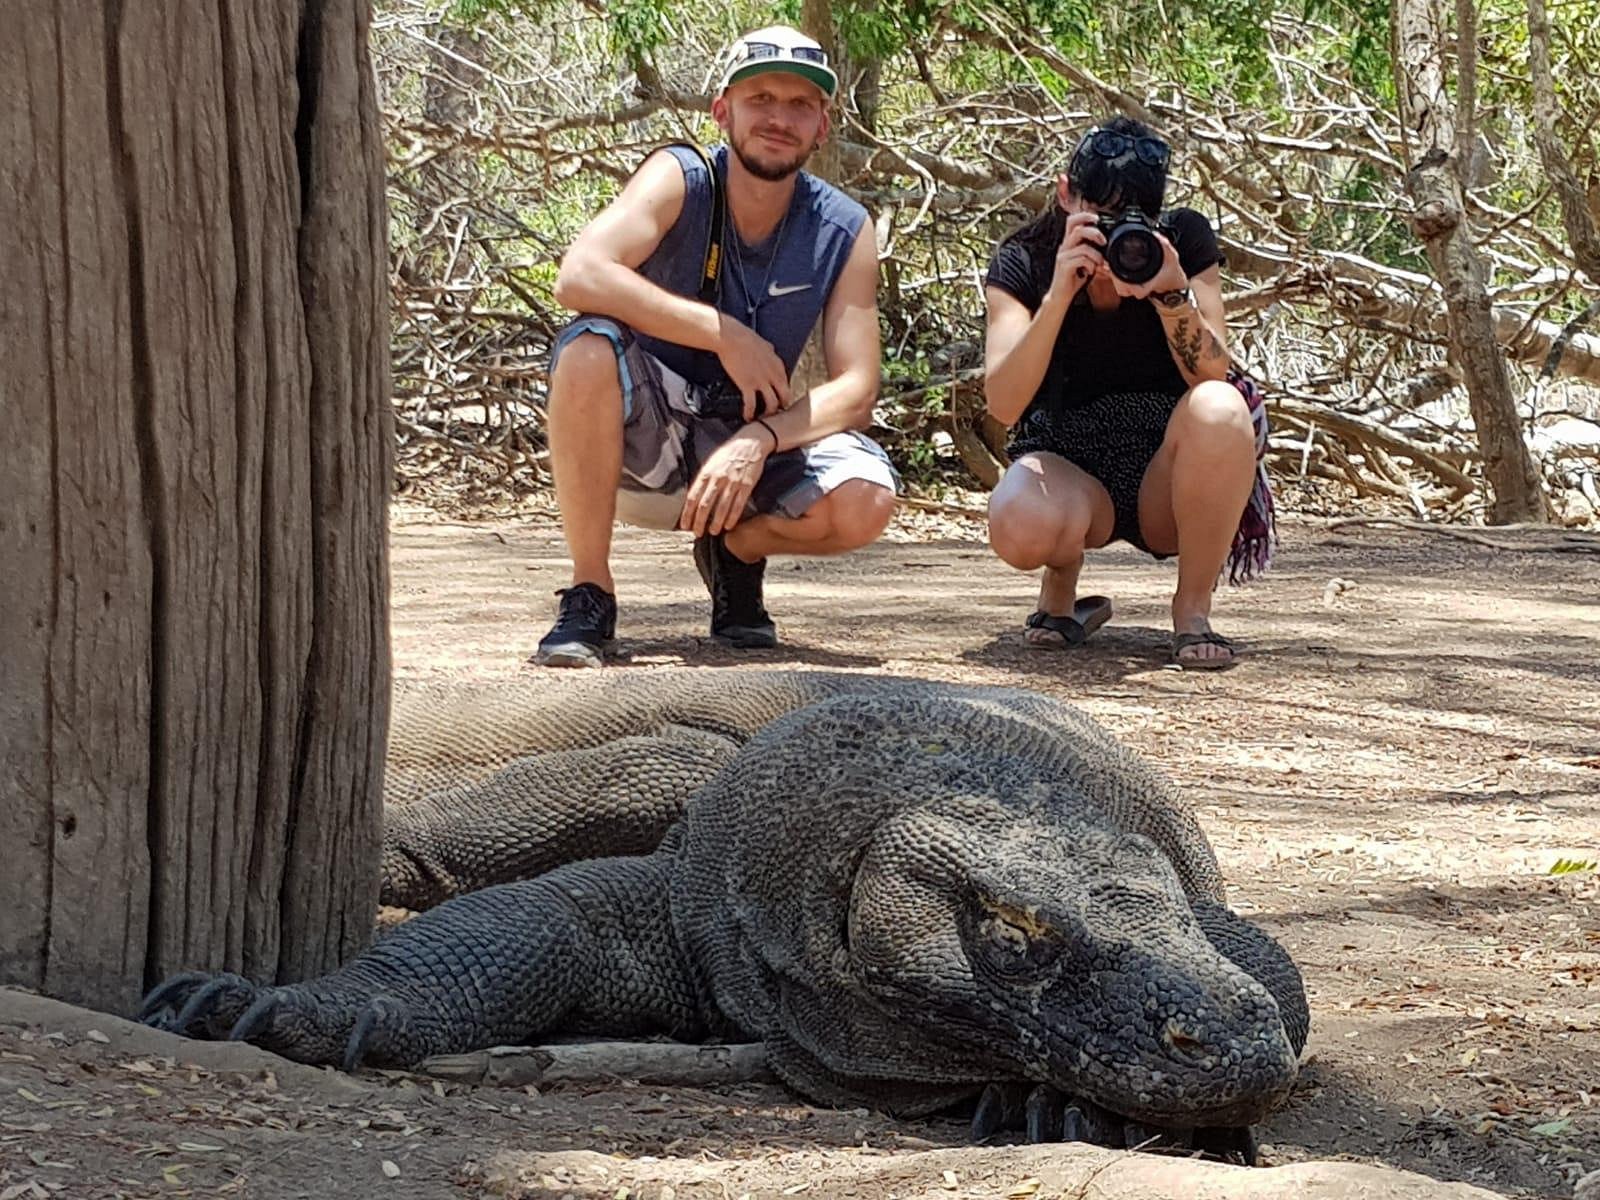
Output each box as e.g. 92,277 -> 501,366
1322,577 -> 1356,607
381,1160 -> 401,1179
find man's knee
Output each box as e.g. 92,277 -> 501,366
822,480 -> 896,551
550,332 -> 622,407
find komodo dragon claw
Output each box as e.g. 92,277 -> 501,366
1192,1124 -> 1259,1166
972,1084 -> 1140,1149
227,992 -> 282,1044
137,971 -> 215,1031
970,1082 -> 1027,1141
970,1083 -> 1258,1162
173,973 -> 258,1036
1024,1084 -> 1064,1142
343,997 -> 406,1072
140,971 -> 414,1068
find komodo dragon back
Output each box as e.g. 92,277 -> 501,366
380,671 -> 907,906
384,669 -> 886,802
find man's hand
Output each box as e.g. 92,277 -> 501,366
715,314 -> 791,420
1044,212 -> 1107,306
1107,232 -> 1188,301
679,426 -> 774,537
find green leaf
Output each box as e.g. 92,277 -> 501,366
1548,858 -> 1598,876
1530,1117 -> 1572,1136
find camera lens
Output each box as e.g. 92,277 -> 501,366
1106,225 -> 1161,285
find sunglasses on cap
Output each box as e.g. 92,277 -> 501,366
732,40 -> 830,66
1072,127 -> 1171,170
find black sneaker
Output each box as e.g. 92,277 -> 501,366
693,534 -> 777,648
533,582 -> 617,667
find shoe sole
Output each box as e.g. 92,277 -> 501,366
533,639 -> 614,668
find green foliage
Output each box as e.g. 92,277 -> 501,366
608,0 -> 674,59
1299,0 -> 1392,96
1547,857 -> 1598,876
446,0 -> 556,24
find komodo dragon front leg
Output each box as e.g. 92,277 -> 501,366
142,853 -> 706,1070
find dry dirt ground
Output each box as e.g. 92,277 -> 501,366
3,506 -> 1597,1200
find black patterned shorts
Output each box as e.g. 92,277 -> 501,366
1006,390 -> 1182,554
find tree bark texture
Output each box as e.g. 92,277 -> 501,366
0,0 -> 391,1015
1393,0 -> 1549,522
1526,0 -> 1600,280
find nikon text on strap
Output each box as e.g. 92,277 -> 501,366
659,142 -> 725,305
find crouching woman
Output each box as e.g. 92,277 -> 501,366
982,116 -> 1275,669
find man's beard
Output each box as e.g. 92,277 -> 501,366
730,124 -> 816,182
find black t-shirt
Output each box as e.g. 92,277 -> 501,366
984,207 -> 1225,413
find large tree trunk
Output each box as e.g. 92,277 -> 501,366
1393,0 -> 1549,523
0,1 -> 391,1015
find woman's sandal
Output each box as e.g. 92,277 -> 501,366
1024,596 -> 1113,648
1171,629 -> 1239,671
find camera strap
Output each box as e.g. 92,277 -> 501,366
657,141 -> 725,305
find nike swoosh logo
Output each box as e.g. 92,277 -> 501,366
767,282 -> 812,297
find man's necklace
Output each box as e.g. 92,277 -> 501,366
724,203 -> 792,333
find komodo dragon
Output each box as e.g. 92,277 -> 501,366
142,670 -> 1309,1159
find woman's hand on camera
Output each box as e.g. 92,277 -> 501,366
1045,212 -> 1106,306
1109,232 -> 1188,301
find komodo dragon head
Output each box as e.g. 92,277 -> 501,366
846,807 -> 1303,1129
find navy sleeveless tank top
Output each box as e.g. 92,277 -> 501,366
635,144 -> 867,385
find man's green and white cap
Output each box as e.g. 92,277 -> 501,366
716,25 -> 837,99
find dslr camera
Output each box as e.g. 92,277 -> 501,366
1095,207 -> 1165,286
687,376 -> 775,420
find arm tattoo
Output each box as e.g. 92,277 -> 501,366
1169,318 -> 1204,375
1159,306 -> 1225,378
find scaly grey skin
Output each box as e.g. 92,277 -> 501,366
143,673 -> 1309,1152
381,731 -> 737,910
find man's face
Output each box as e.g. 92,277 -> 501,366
714,73 -> 829,182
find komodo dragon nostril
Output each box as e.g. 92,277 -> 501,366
1164,1022 -> 1206,1055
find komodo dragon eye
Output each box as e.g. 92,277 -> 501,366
968,895 -> 1070,982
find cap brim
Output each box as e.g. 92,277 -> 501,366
724,60 -> 836,98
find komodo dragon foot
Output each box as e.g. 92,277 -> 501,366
968,1082 -> 1259,1164
140,971 -> 415,1071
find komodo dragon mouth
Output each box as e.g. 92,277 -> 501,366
141,670 -> 1309,1162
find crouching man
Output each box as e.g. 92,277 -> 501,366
535,26 -> 898,667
